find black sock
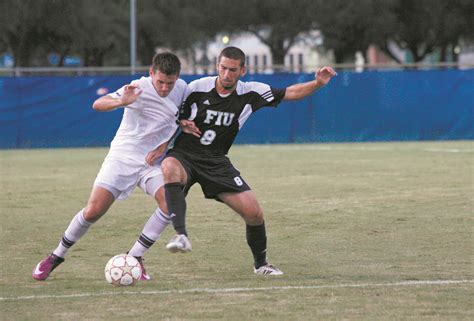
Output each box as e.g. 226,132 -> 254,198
246,222 -> 267,268
164,183 -> 187,236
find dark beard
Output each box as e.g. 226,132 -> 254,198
217,76 -> 236,92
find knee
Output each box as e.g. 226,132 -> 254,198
162,158 -> 185,183
243,205 -> 264,225
83,202 -> 106,223
161,159 -> 176,179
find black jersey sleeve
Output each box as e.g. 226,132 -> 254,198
242,81 -> 286,112
251,87 -> 286,112
178,92 -> 200,121
266,87 -> 286,107
178,99 -> 190,121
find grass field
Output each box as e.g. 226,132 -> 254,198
0,141 -> 473,320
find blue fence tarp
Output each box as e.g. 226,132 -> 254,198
0,69 -> 472,148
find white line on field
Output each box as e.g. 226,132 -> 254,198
423,148 -> 470,153
247,145 -> 473,153
1,279 -> 473,301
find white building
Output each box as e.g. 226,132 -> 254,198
158,31 -> 473,74
166,30 -> 329,74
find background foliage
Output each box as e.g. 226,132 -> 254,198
0,0 -> 472,66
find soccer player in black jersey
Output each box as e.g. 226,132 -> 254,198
158,46 -> 336,275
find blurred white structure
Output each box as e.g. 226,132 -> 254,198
159,31 -> 474,74
168,30 -> 330,74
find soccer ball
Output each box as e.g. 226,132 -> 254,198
104,254 -> 142,286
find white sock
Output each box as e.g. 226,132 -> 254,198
128,208 -> 170,257
52,209 -> 93,258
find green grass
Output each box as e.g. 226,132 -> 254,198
0,141 -> 473,320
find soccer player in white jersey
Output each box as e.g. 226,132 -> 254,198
32,53 -> 188,281
159,47 -> 336,275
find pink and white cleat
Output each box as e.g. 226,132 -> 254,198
32,254 -> 65,281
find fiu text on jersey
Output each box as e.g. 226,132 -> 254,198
175,76 -> 286,157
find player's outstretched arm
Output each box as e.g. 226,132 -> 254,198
92,84 -> 143,112
283,66 -> 337,101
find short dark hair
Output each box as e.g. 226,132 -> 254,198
152,52 -> 181,75
218,46 -> 246,67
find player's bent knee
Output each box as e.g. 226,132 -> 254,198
162,158 -> 186,183
83,204 -> 107,223
161,158 -> 177,176
241,208 -> 264,225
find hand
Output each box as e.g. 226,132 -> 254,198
145,141 -> 168,165
180,119 -> 202,138
120,84 -> 143,105
316,67 -> 337,86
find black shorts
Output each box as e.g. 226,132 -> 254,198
165,149 -> 251,200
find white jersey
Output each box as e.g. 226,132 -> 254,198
107,76 -> 188,161
93,76 -> 188,200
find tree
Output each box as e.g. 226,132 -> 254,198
0,0 -> 44,66
142,0 -> 317,69
1,0 -> 470,68
313,0 -> 473,65
136,0 -> 236,66
40,0 -> 77,66
392,0 -> 438,62
433,0 -> 474,62
0,0 -> 129,67
377,0 -> 474,63
69,0 -> 129,66
137,0 -> 199,65
233,0 -> 316,67
312,0 -> 398,64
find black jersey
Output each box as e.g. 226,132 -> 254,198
174,76 -> 286,157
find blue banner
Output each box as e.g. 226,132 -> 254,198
0,69 -> 472,148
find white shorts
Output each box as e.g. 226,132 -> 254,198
93,155 -> 163,200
